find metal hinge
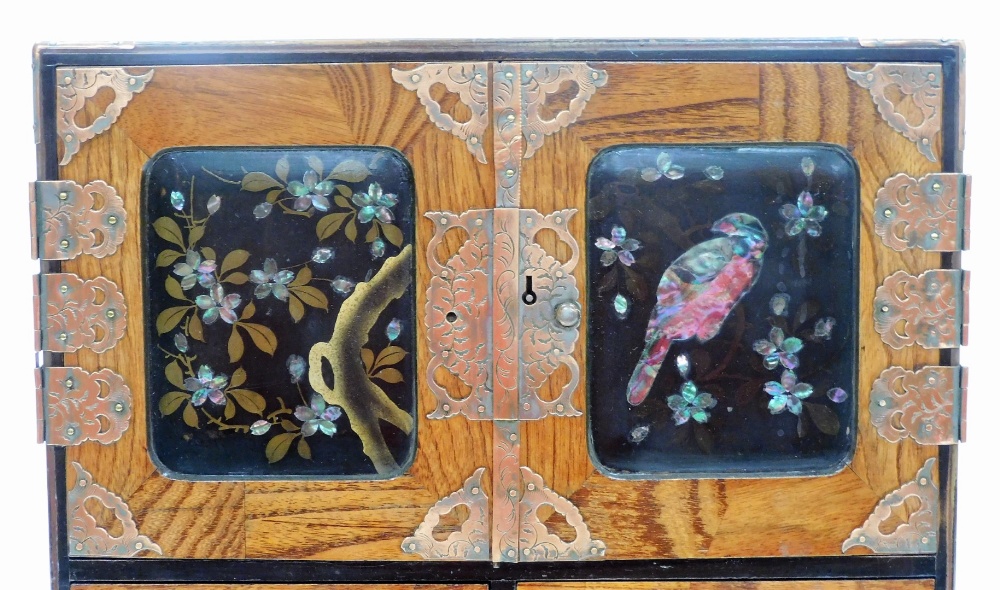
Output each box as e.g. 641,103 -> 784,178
874,269 -> 969,349
35,366 -> 132,446
34,272 -> 127,353
30,180 -> 127,260
874,173 -> 971,252
870,365 -> 967,445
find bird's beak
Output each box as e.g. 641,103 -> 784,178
712,219 -> 736,234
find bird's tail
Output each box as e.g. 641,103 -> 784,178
626,336 -> 673,406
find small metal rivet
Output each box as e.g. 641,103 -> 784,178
883,208 -> 893,218
592,71 -> 600,80
474,546 -> 482,553
525,70 -> 533,78
509,433 -> 517,441
75,543 -> 84,551
529,133 -> 537,140
65,134 -> 73,142
859,535 -> 867,543
475,73 -> 483,81
59,332 -> 68,341
65,379 -> 75,390
114,403 -> 124,412
527,483 -> 535,491
506,114 -> 515,122
442,404 -> 451,412
878,400 -> 887,407
920,477 -> 928,486
128,77 -> 136,85
135,542 -> 143,550
442,350 -> 450,358
439,218 -> 447,225
58,191 -> 69,201
440,271 -> 448,279
930,232 -> 940,240
508,550 -> 515,557
555,216 -> 562,224
79,479 -> 87,487
475,218 -> 483,226
523,403 -> 531,410
108,215 -> 118,225
932,181 -> 942,191
554,301 -> 581,328
66,427 -> 75,436
866,73 -> 874,81
106,309 -> 116,319
471,487 -> 480,495
470,136 -> 478,145
591,547 -> 599,554
556,404 -> 564,412
63,76 -> 72,84
505,72 -> 514,80
509,489 -> 516,497
410,74 -> 420,83
505,169 -> 515,178
928,377 -> 936,384
409,543 -> 416,551
555,270 -> 563,278
60,284 -> 69,294
553,348 -> 562,355
922,138 -> 930,145
478,405 -> 485,413
525,218 -> 533,225
881,305 -> 890,313
523,548 -> 530,556
925,424 -> 933,431
59,239 -> 70,249
928,73 -> 936,81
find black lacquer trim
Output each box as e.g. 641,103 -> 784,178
70,556 -> 935,585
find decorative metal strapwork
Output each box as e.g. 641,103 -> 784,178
56,68 -> 153,166
402,468 -> 490,560
870,366 -> 966,445
843,458 -> 939,554
519,466 -> 607,561
37,367 -> 132,446
873,269 -> 968,350
68,462 -> 161,557
874,173 -> 970,252
846,64 -> 942,162
424,208 -> 582,421
34,272 -> 127,353
30,180 -> 127,260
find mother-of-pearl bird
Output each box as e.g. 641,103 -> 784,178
626,213 -> 768,406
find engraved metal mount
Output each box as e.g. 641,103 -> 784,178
424,208 -> 582,420
57,68 -> 153,166
37,367 -> 131,446
871,366 -> 966,445
402,467 -> 490,560
874,173 -> 970,252
68,462 -> 161,557
30,180 -> 127,260
521,63 -> 608,159
34,272 -> 127,353
391,64 -> 490,164
519,466 -> 606,561
874,269 -> 968,349
846,64 -> 942,162
842,458 -> 938,554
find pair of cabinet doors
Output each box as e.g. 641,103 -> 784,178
32,40 -> 967,590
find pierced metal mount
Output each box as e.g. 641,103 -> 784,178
519,466 -> 606,561
871,366 -> 966,445
36,367 -> 132,446
843,458 -> 938,554
402,467 -> 490,560
34,272 -> 127,353
874,269 -> 968,349
57,68 -> 153,166
424,208 -> 582,421
846,64 -> 942,162
30,180 -> 127,260
68,462 -> 161,557
874,173 -> 970,252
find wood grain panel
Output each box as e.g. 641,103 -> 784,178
58,63 -> 494,561
517,61 -> 942,559
75,586 -> 484,590
519,582 -> 934,590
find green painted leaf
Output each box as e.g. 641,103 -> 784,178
201,246 -> 217,262
290,285 -> 328,310
297,437 -> 312,460
288,294 -> 305,323
165,361 -> 185,389
291,266 -> 312,286
804,402 -> 840,436
238,322 -> 278,356
223,272 -> 249,285
316,213 -> 349,240
265,432 -> 297,463
335,185 -> 352,199
275,156 -> 290,183
228,327 -> 244,363
381,222 -> 404,247
306,155 -> 324,176
345,219 -> 358,242
188,311 -> 205,342
220,249 -> 250,276
182,402 -> 200,428
361,348 -> 374,372
156,306 -> 192,334
156,249 -> 184,267
365,223 -> 379,243
165,276 -> 186,301
373,368 -> 404,384
242,172 -> 282,192
230,388 -> 267,415
188,225 -> 205,248
375,345 -> 408,369
158,391 -> 189,416
326,160 -> 369,182
230,367 -> 247,388
224,399 -> 236,420
153,217 -> 185,249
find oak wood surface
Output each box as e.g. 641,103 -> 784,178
57,60 -> 945,562
519,582 -> 934,590
75,586 -> 483,590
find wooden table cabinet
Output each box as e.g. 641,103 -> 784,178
30,40 -> 968,590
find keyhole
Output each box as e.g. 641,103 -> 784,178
522,275 -> 537,305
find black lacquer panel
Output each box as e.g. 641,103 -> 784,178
587,144 -> 859,478
143,147 -> 416,479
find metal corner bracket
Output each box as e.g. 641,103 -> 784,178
68,462 -> 161,557
843,457 -> 938,554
